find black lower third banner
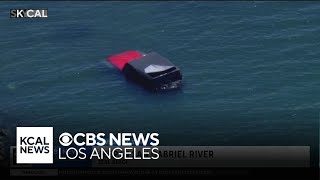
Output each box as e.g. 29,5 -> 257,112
8,146 -> 316,178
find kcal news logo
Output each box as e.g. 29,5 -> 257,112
16,127 -> 53,164
10,9 -> 48,18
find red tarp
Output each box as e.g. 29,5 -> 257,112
107,50 -> 143,71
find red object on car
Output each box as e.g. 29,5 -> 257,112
107,50 -> 143,71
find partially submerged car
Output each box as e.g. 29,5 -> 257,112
107,50 -> 182,91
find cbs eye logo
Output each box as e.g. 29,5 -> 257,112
59,133 -> 73,146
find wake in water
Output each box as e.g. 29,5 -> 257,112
102,60 -> 114,69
